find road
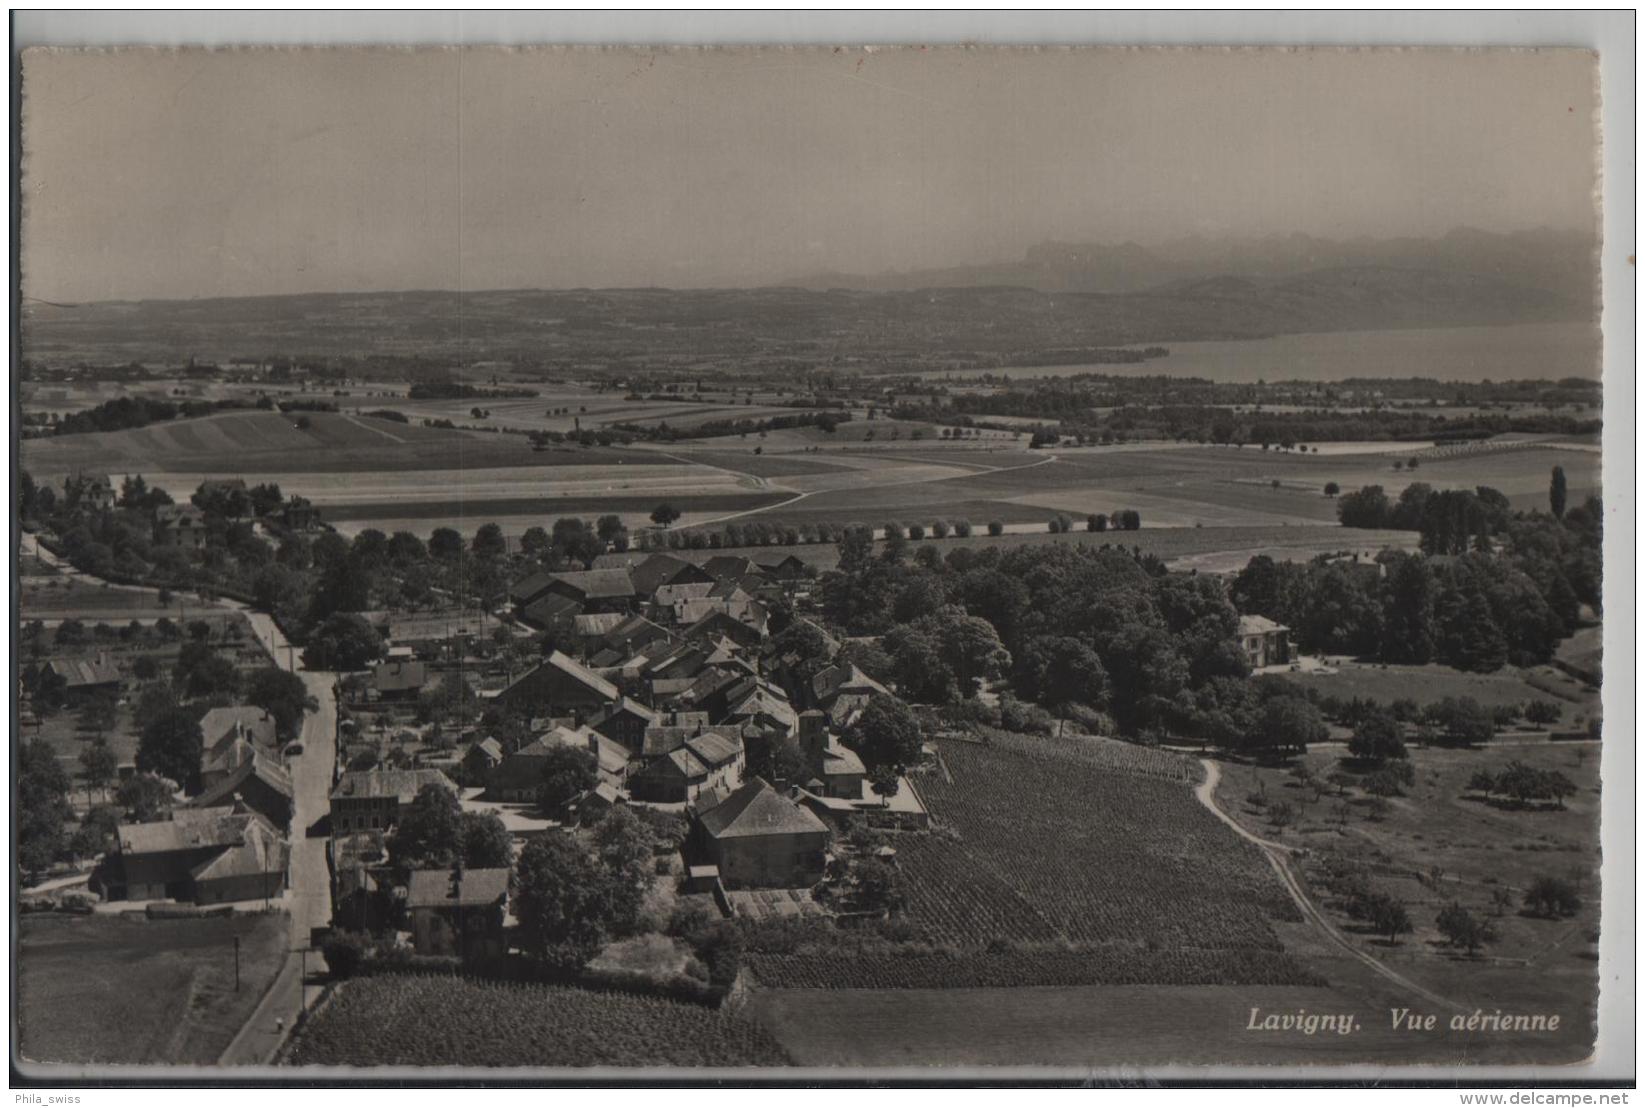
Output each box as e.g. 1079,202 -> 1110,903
28,537 -> 339,1062
1195,758 -> 1465,1014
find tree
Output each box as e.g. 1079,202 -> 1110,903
852,856 -> 902,912
19,739 -> 71,879
302,612 -> 384,670
1256,696 -> 1327,756
458,810 -> 514,869
244,667 -> 315,741
473,522 -> 508,560
1523,875 -> 1582,918
843,694 -> 923,776
539,744 -> 598,812
1436,903 -> 1498,955
389,784 -> 463,872
1348,711 -> 1407,766
1013,635 -> 1108,712
429,527 -> 464,561
1549,465 -> 1568,519
650,503 -> 681,529
513,834 -> 620,972
70,805 -> 123,861
520,526 -> 551,557
1337,485 -> 1393,529
174,640 -> 242,700
1324,482 -> 1340,498
589,807 -> 657,936
136,708 -> 205,793
1358,892 -> 1414,945
79,737 -> 119,800
116,773 -> 176,822
1525,699 -> 1562,726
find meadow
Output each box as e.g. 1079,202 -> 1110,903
17,911 -> 289,1066
282,975 -> 790,1068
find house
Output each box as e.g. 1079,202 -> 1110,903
594,614 -> 674,660
630,729 -> 745,803
754,554 -> 809,582
100,809 -> 289,904
484,734 -> 566,802
572,612 -> 628,647
517,590 -> 584,631
405,868 -> 510,960
44,653 -> 122,703
493,650 -> 620,718
1237,614 -> 1292,669
628,552 -> 714,597
795,710 -> 866,800
589,696 -> 660,754
329,768 -> 457,834
199,706 -> 278,751
154,504 -> 208,548
508,570 -> 560,609
536,569 -> 637,615
541,726 -> 630,787
723,680 -> 799,738
680,606 -> 768,649
278,495 -> 321,530
459,737 -> 505,786
689,778 -> 830,889
811,662 -> 889,722
372,658 -> 431,700
184,752 -> 295,830
703,555 -> 759,581
71,473 -> 116,511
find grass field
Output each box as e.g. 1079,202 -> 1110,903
1211,741 -> 1600,1030
283,975 -> 790,1068
20,577 -> 235,619
1276,659 -> 1601,721
17,911 -> 289,1066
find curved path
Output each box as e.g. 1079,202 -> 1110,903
1196,758 -> 1467,1014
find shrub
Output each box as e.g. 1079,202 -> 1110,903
322,931 -> 370,979
908,523 -> 926,541
1523,876 -> 1582,919
987,520 -> 1005,537
930,519 -> 949,539
998,695 -> 1055,735
952,520 -> 973,537
1087,514 -> 1107,533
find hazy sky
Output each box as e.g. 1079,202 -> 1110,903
22,46 -> 1599,301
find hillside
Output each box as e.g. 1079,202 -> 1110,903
21,260 -> 1587,375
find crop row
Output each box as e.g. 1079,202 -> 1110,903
284,976 -> 790,1068
976,728 -> 1202,785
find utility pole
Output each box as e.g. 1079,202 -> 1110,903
234,935 -> 241,991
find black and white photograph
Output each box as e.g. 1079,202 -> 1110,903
9,13 -> 1633,1087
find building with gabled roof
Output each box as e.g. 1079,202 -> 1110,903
508,570 -> 560,608
588,695 -> 660,753
405,867 -> 510,959
329,768 -> 457,834
628,552 -> 714,597
101,808 -> 288,904
372,658 -> 431,699
689,777 -> 830,889
44,653 -> 122,701
1237,614 -> 1292,669
494,649 -> 620,718
185,751 -> 294,830
629,728 -> 744,803
811,662 -> 890,721
518,590 -> 584,630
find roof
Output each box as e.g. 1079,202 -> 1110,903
519,591 -> 584,627
189,821 -> 289,883
703,555 -> 758,580
552,569 -> 636,601
1238,614 -> 1289,636
726,686 -> 798,731
155,504 -> 204,525
330,768 -> 456,803
662,747 -> 709,779
677,599 -> 769,631
653,581 -> 714,606
696,778 -> 829,840
46,655 -> 121,687
117,809 -> 269,855
812,663 -> 888,704
373,659 -> 430,692
497,650 -> 621,704
509,570 -> 559,605
573,612 -> 628,638
593,695 -> 659,725
684,731 -> 743,768
198,706 -> 277,746
467,737 -> 504,763
821,742 -> 867,777
191,749 -> 293,806
630,552 -> 712,596
404,868 -> 511,910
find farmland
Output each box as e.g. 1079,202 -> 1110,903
1210,741 -> 1601,1033
282,975 -> 791,1068
746,730 -> 1318,990
17,911 -> 289,1067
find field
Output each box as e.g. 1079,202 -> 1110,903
1276,659 -> 1601,724
21,576 -> 235,620
282,975 -> 790,1068
17,911 -> 290,1066
1211,740 -> 1601,1031
746,730 -> 1318,990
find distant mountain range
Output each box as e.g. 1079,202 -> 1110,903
20,228 -> 1597,372
782,226 -> 1599,308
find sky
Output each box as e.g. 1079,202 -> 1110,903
21,46 -> 1600,302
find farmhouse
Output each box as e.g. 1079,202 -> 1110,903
44,653 -> 122,703
100,808 -> 289,905
200,705 -> 278,750
539,569 -> 637,614
628,552 -> 714,597
588,695 -> 660,753
517,590 -> 584,631
185,752 -> 295,831
630,730 -> 745,804
154,504 -> 208,548
508,570 -> 559,608
330,768 -> 457,833
689,777 -> 830,889
405,867 -> 510,960
371,658 -> 431,700
1237,614 -> 1293,669
494,650 -> 620,718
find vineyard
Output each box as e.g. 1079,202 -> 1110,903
283,976 -> 791,1068
747,733 -> 1317,989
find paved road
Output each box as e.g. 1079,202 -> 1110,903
29,538 -> 339,1061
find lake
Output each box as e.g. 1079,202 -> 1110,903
937,321 -> 1602,384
